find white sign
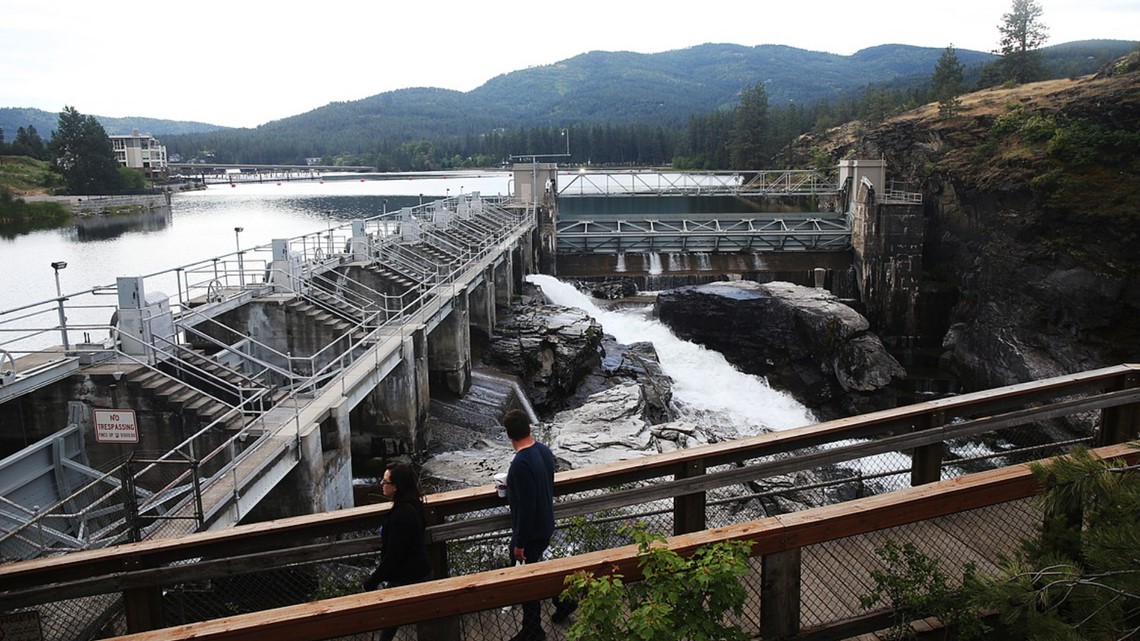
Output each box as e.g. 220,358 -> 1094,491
93,409 -> 139,443
0,610 -> 44,641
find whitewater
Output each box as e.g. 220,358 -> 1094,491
527,275 -> 816,437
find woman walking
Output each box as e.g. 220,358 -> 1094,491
363,463 -> 433,641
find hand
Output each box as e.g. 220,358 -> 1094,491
513,546 -> 526,562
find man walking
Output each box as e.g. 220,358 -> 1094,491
503,409 -> 575,641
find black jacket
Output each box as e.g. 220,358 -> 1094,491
364,501 -> 431,589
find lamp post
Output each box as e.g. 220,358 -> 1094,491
234,227 -> 245,287
51,261 -> 70,353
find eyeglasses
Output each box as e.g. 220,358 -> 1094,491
380,480 -> 393,486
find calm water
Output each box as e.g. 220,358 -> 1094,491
0,171 -> 512,313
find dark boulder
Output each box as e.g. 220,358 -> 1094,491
655,280 -> 905,419
484,302 -> 603,414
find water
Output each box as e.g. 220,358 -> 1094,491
526,274 -> 816,436
0,171 -> 512,314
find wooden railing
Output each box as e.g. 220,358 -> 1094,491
103,441 -> 1140,641
1,364 -> 1137,640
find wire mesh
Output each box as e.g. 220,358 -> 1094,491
798,497 -> 1042,631
6,594 -> 125,641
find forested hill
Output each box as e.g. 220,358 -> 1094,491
2,40 -> 1132,166
161,40 -> 1132,163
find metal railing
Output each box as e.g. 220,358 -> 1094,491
558,169 -> 838,198
555,213 -> 853,254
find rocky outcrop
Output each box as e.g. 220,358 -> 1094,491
484,302 -> 603,413
782,69 -> 1140,393
655,280 -> 905,419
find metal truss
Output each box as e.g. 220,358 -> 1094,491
557,169 -> 838,198
555,214 -> 852,254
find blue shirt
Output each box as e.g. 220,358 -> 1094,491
507,441 -> 556,549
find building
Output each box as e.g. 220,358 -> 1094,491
110,130 -> 168,179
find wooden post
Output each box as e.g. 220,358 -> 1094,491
419,505 -> 461,641
123,586 -> 164,633
1096,372 -> 1140,446
760,548 -> 801,639
673,459 -> 706,535
911,410 -> 945,486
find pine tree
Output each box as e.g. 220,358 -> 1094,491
12,125 -> 48,160
729,83 -> 771,169
996,0 -> 1049,84
974,447 -> 1140,640
48,106 -> 123,194
932,45 -> 966,118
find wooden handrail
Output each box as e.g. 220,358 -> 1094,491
1,364 -> 1137,600
103,443 -> 1140,641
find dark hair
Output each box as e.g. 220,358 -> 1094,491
385,463 -> 422,506
502,409 -> 532,441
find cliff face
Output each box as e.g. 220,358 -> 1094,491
785,61 -> 1140,391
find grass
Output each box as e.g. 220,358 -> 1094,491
0,155 -> 61,195
0,156 -> 70,236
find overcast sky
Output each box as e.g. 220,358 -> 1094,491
3,0 -> 1137,129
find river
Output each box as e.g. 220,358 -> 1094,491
0,171 -> 513,314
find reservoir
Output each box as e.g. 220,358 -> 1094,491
0,170 -> 513,314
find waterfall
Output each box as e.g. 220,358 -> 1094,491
615,253 -> 626,272
647,253 -> 663,275
527,275 -> 815,436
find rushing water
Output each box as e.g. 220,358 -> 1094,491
526,274 -> 816,436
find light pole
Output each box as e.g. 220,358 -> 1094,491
561,128 -> 570,157
51,261 -> 70,353
234,227 -> 245,287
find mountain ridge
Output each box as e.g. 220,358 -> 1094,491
1,40 -> 1132,161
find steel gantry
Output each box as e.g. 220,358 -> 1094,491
555,213 -> 853,254
557,169 -> 838,198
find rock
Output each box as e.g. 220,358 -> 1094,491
654,280 -> 905,419
548,382 -> 657,468
419,438 -> 515,491
579,278 -> 638,300
566,336 -> 674,424
484,302 -> 603,413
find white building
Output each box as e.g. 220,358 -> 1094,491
110,130 -> 168,178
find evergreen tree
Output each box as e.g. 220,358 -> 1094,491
49,106 -> 122,194
997,0 -> 1049,84
12,125 -> 48,159
974,447 -> 1140,640
729,83 -> 771,169
932,45 -> 966,118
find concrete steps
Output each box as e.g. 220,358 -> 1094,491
124,367 -> 241,429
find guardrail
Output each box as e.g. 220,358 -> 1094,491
1,364 -> 1136,640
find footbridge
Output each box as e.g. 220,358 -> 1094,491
0,192 -> 538,559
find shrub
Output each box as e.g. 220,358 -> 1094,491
860,541 -> 986,640
562,524 -> 753,641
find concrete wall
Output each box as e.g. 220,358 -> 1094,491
851,180 -> 924,335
